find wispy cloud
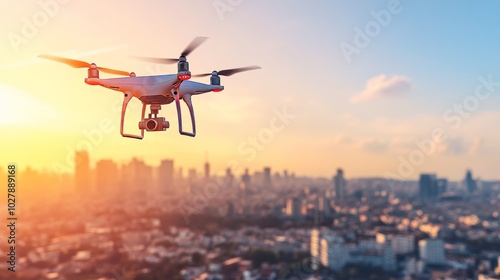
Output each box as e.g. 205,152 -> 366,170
332,133 -> 354,145
358,138 -> 389,153
352,74 -> 413,103
437,137 -> 484,156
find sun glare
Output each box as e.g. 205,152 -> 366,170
0,84 -> 59,126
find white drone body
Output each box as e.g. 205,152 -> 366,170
39,37 -> 260,139
85,73 -> 223,138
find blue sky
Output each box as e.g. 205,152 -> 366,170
1,1 -> 500,180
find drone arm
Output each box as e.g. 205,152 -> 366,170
173,92 -> 196,137
120,92 -> 145,140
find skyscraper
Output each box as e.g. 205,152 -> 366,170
419,174 -> 438,200
75,150 -> 90,194
318,196 -> 332,217
188,168 -> 197,183
241,169 -> 251,190
123,158 -> 153,197
285,197 -> 302,218
158,159 -> 174,191
419,239 -> 445,265
464,169 -> 477,194
204,161 -> 210,180
382,239 -> 397,271
225,168 -> 234,188
437,178 -> 448,195
263,167 -> 272,187
95,159 -> 118,194
333,168 -> 346,199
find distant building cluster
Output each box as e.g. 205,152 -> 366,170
311,229 -> 399,272
3,155 -> 500,279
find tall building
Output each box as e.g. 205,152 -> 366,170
188,168 -> 197,183
122,158 -> 153,197
419,174 -> 438,200
419,239 -> 445,265
437,178 -> 448,195
158,159 -> 174,191
315,234 -> 398,272
95,159 -> 119,194
310,229 -> 345,270
285,197 -> 302,218
310,229 -> 321,260
225,168 -> 234,188
333,168 -> 346,199
240,169 -> 251,193
382,239 -> 397,271
75,150 -> 90,194
321,239 -> 350,271
318,196 -> 332,217
464,169 -> 477,194
204,161 -> 210,180
263,167 -> 272,187
283,170 -> 289,185
376,233 -> 415,255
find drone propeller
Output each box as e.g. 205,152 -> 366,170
38,54 -> 130,76
192,66 -> 261,77
129,36 -> 208,64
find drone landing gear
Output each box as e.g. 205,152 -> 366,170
172,89 -> 196,137
120,93 -> 145,140
120,93 -> 171,139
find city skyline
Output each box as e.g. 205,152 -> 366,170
1,149 -> 490,184
1,149 -> 489,199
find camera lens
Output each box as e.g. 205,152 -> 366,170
146,119 -> 158,130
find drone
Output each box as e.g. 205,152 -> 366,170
39,37 -> 260,139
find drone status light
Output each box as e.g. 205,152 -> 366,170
178,74 -> 191,81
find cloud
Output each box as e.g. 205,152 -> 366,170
352,75 -> 413,103
358,138 -> 389,153
436,137 -> 484,156
332,133 -> 354,145
468,137 -> 484,155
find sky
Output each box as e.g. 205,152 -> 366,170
1,0 -> 500,180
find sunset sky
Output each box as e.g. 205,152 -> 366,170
2,1 -> 500,180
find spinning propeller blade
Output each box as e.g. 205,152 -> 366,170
38,54 -> 90,68
38,54 -> 130,76
181,36 -> 208,57
128,56 -> 178,64
130,36 -> 209,64
192,66 -> 261,77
